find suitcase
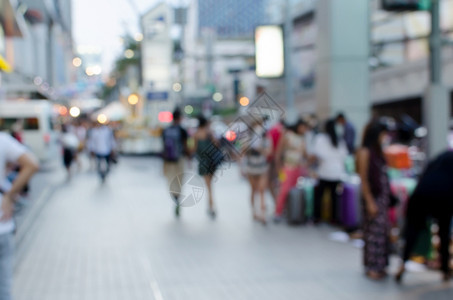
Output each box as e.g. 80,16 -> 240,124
301,178 -> 315,220
340,175 -> 362,230
286,184 -> 306,225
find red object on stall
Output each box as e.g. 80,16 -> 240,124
384,145 -> 412,169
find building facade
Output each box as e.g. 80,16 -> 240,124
1,0 -> 75,100
264,0 -> 453,125
181,0 -> 273,115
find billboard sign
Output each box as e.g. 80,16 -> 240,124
255,25 -> 284,78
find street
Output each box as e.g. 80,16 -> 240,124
12,156 -> 453,300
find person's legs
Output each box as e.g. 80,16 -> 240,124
437,215 -> 452,278
63,148 -> 73,179
248,175 -> 258,218
275,167 -> 300,217
204,175 -> 215,213
314,180 -> 327,222
329,181 -> 341,224
258,173 -> 268,223
164,161 -> 181,217
396,219 -> 423,282
96,154 -> 103,179
0,234 -> 13,300
268,161 -> 278,203
104,153 -> 111,174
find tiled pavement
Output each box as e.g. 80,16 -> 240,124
13,157 -> 453,300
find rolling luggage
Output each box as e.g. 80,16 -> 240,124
340,175 -> 362,230
301,178 -> 315,220
287,183 -> 306,225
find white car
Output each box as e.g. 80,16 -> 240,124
0,100 -> 57,162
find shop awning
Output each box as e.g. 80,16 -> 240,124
0,54 -> 12,72
0,0 -> 24,37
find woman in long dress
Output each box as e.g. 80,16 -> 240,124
356,120 -> 391,280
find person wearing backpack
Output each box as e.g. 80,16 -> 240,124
162,109 -> 188,217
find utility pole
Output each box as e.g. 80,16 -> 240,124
424,0 -> 450,158
284,0 -> 295,123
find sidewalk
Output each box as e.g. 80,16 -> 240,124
13,157 -> 64,249
13,156 -> 453,300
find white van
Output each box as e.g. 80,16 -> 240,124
0,100 -> 57,162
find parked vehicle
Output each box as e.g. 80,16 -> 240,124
0,100 -> 57,162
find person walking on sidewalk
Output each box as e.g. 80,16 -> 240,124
162,109 -> 188,217
0,132 -> 39,300
60,124 -> 79,181
273,119 -> 308,223
244,118 -> 272,225
193,116 -> 223,219
89,122 -> 116,183
356,120 -> 391,280
396,151 -> 453,283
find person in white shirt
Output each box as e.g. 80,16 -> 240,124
0,132 -> 39,300
60,124 -> 79,180
88,123 -> 116,182
313,119 -> 348,224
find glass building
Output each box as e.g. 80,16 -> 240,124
197,0 -> 269,38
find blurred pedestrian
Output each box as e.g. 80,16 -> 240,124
356,120 -> 391,280
0,132 -> 39,300
193,116 -> 222,219
336,113 -> 356,155
162,109 -> 188,217
85,121 -> 97,171
74,120 -> 87,171
274,119 -> 308,223
60,124 -> 79,180
10,120 -> 23,144
89,122 -> 116,183
313,119 -> 348,224
396,151 -> 453,283
267,118 -> 285,202
305,114 -> 319,158
244,118 -> 271,225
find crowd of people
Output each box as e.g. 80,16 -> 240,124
0,107 -> 452,299
161,108 -> 452,283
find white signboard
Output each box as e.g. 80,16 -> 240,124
255,26 -> 284,78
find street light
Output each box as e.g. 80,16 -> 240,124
213,92 -> 223,102
173,83 -> 182,93
72,57 -> 82,67
124,49 -> 135,59
184,105 -> 194,114
128,93 -> 139,105
69,107 -> 81,118
97,114 -> 108,124
239,96 -> 250,107
134,33 -> 144,42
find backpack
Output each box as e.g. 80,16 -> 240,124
162,125 -> 183,162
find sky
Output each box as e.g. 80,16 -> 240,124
73,0 -> 161,75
